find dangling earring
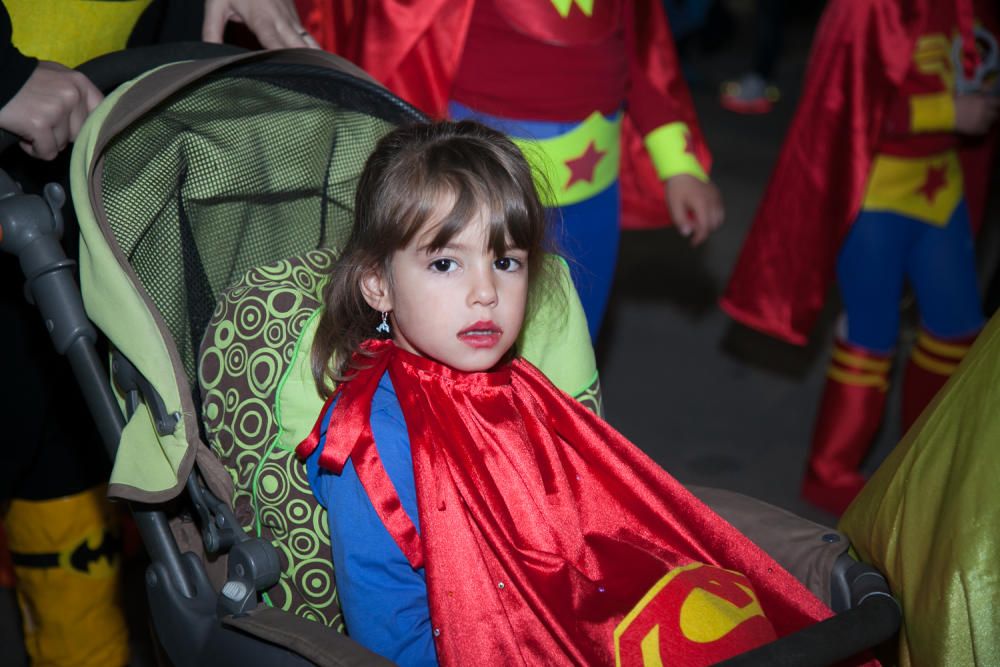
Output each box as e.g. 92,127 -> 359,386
375,311 -> 391,335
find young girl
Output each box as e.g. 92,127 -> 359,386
297,121 -> 829,666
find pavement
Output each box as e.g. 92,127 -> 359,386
2,4 -> 998,663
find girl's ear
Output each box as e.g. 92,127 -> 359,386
360,268 -> 392,312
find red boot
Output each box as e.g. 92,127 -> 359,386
801,340 -> 892,516
901,329 -> 977,434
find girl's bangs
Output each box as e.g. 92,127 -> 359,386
418,170 -> 540,257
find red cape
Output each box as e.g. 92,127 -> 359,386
721,0 -> 988,346
299,341 -> 831,665
295,0 -> 710,230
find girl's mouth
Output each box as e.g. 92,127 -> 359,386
458,321 -> 503,348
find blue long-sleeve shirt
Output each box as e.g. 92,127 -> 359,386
306,372 -> 437,666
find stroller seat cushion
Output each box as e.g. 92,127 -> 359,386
200,248 -> 344,629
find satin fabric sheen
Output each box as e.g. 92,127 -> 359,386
840,312 -> 1000,665
299,340 -> 831,665
293,0 -> 711,231
720,0 -> 982,346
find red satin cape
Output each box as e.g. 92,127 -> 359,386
294,0 -> 710,230
298,341 -> 830,665
720,0 -> 984,346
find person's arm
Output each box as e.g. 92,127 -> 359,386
879,35 -> 998,140
0,5 -> 103,160
625,2 -> 723,245
305,398 -> 437,666
202,0 -> 320,48
882,87 -> 1000,136
954,94 -> 999,135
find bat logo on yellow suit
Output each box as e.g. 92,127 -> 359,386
614,563 -> 778,667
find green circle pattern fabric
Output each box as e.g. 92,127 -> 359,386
199,248 -> 343,629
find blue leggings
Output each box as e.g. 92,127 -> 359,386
448,102 -> 621,340
836,201 -> 983,353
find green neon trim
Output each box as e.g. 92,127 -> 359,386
570,369 -> 601,401
252,307 -> 323,540
272,307 -> 324,453
643,122 -> 708,182
250,307 -> 324,609
514,110 -> 622,207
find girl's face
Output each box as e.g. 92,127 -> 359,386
362,207 -> 529,372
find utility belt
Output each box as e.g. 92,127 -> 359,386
508,110 -> 623,208
11,528 -> 120,577
862,150 -> 963,226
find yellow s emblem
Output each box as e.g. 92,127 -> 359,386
614,563 -> 778,667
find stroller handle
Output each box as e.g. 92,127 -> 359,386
718,560 -> 901,666
0,42 -> 245,156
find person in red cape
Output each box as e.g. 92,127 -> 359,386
294,0 -> 723,340
721,0 -> 998,516
296,120 -> 830,665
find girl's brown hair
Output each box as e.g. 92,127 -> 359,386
311,120 -> 557,395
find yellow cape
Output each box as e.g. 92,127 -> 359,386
840,312 -> 1000,666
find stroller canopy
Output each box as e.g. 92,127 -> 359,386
71,49 -> 425,502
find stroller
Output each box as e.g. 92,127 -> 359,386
0,46 -> 900,666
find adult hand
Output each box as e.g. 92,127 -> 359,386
954,94 -> 999,135
202,0 -> 320,49
0,61 -> 103,160
664,174 -> 724,246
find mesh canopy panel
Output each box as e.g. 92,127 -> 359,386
98,62 -> 423,389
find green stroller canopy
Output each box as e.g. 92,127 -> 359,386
72,50 -> 427,501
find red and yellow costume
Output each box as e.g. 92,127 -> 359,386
296,0 -> 712,335
297,0 -> 709,228
721,0 -> 994,515
721,0 -> 985,345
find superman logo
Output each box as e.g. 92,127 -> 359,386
614,563 -> 778,667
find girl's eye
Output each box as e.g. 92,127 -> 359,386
494,256 -> 523,272
430,259 -> 458,273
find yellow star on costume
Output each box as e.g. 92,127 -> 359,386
550,0 -> 595,18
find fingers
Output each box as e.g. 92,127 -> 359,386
21,128 -> 60,161
970,95 -> 998,134
669,197 -> 693,240
665,176 -> 724,247
688,197 -> 712,246
985,96 -> 1000,125
259,17 -> 312,49
201,0 -> 232,43
0,62 -> 103,160
80,72 -> 104,114
68,72 -> 103,139
955,94 -> 1000,135
256,14 -> 319,49
703,183 -> 725,236
302,32 -> 321,49
203,0 -> 320,49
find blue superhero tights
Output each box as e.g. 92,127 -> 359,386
836,202 -> 983,353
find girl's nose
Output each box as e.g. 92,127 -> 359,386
469,266 -> 499,307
